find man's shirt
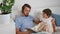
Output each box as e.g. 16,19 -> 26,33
15,15 -> 35,32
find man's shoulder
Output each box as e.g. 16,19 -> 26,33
29,15 -> 34,18
15,16 -> 23,20
28,15 -> 35,20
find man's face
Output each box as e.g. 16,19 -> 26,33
23,7 -> 31,16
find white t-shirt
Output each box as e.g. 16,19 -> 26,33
40,16 -> 53,33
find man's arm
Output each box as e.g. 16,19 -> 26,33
51,18 -> 56,32
16,28 -> 31,34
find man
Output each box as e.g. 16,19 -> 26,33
15,4 -> 39,34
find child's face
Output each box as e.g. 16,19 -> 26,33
42,12 -> 48,18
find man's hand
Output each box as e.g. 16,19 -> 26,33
16,28 -> 31,34
26,31 -> 31,34
16,31 -> 31,34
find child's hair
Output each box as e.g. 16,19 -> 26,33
43,8 -> 52,17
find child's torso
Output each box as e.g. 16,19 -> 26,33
40,16 -> 53,32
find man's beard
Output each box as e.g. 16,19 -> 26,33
25,15 -> 28,17
23,13 -> 29,17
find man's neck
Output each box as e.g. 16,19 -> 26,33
22,13 -> 29,17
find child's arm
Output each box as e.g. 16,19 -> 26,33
51,18 -> 56,32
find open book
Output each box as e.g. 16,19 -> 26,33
26,22 -> 48,33
26,27 -> 51,34
26,27 -> 39,33
26,23 -> 42,33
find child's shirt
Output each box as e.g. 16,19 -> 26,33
40,16 -> 53,33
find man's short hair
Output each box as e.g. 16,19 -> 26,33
22,4 -> 31,13
43,8 -> 52,17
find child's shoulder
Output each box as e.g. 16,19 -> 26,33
49,16 -> 55,20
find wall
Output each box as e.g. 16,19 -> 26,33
12,0 -> 60,17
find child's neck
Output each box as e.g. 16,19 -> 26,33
44,16 -> 49,19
